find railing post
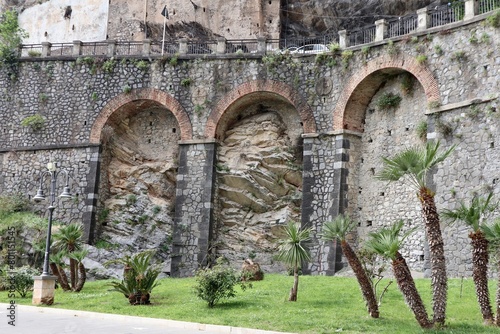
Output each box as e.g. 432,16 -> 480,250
41,42 -> 51,57
179,38 -> 188,55
72,40 -> 82,57
464,0 -> 479,20
257,36 -> 266,54
107,40 -> 117,57
417,7 -> 430,31
142,39 -> 151,56
338,30 -> 347,49
216,37 -> 226,54
375,19 -> 388,42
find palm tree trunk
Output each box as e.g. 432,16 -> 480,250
393,252 -> 432,328
469,231 -> 494,324
289,265 -> 298,301
74,262 -> 86,292
496,256 -> 500,326
341,240 -> 380,318
69,258 -> 77,290
419,187 -> 447,326
50,263 -> 71,291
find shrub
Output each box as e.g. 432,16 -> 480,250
376,92 -> 402,110
122,85 -> 132,94
102,58 -> 117,73
328,43 -> 341,53
194,257 -> 249,308
12,266 -> 39,297
108,251 -> 161,305
27,50 -> 41,57
21,114 -> 45,131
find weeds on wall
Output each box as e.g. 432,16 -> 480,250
135,60 -> 149,72
435,118 -> 454,138
428,100 -> 441,109
484,9 -> 500,28
415,54 -> 428,65
416,121 -> 428,142
38,93 -> 48,104
181,78 -> 192,87
400,73 -> 415,96
122,85 -> 132,94
376,92 -> 402,111
451,51 -> 467,62
341,50 -> 354,69
21,114 -> 45,131
385,40 -> 399,56
102,58 -> 117,73
434,45 -> 444,56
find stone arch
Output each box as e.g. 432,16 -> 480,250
204,80 -> 317,139
90,87 -> 192,143
333,53 -> 440,132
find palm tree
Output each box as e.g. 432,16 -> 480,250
51,223 -> 87,292
375,140 -> 455,326
365,221 -> 432,328
276,221 -> 311,301
481,219 -> 500,326
441,193 -> 496,324
322,215 -> 379,318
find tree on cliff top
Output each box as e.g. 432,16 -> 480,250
0,9 -> 27,75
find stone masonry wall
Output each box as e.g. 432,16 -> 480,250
1,14 -> 500,277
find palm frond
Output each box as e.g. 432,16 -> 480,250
321,214 -> 357,242
276,221 -> 311,267
441,193 -> 496,231
365,221 -> 416,260
375,141 -> 455,190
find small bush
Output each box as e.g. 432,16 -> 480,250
376,92 -> 402,110
122,85 -> 132,94
21,114 -> 45,131
194,257 -> 249,308
102,58 -> 117,73
12,266 -> 39,297
328,43 -> 341,53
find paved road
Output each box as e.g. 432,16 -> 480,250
0,303 -> 290,334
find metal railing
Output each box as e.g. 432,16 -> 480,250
20,44 -> 43,57
16,1 -> 499,59
80,42 -> 108,56
347,25 -> 376,47
430,2 -> 465,28
479,0 -> 500,14
387,14 -> 418,38
115,41 -> 143,56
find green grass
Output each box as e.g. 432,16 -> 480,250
2,275 -> 498,333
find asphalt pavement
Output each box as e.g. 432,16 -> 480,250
0,303 -> 292,334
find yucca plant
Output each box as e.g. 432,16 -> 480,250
375,141 -> 455,326
109,251 -> 161,305
442,193 -> 497,324
322,215 -> 379,318
365,221 -> 432,329
276,221 -> 311,301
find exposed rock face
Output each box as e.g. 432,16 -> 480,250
94,105 -> 180,277
214,109 -> 303,272
281,0 -> 443,38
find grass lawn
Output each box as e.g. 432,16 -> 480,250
2,274 -> 499,333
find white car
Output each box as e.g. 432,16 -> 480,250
292,44 -> 328,54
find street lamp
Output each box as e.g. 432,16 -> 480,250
32,162 -> 72,305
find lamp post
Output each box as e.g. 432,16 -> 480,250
32,162 -> 72,305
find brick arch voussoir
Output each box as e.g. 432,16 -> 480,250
90,88 -> 192,143
204,80 -> 317,139
333,53 -> 441,131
